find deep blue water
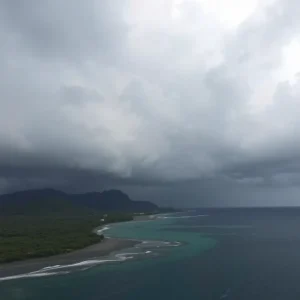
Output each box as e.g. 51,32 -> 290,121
2,208 -> 300,299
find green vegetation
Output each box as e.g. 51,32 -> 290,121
0,188 -> 160,264
0,213 -> 133,264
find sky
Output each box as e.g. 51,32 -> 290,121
1,0 -> 300,206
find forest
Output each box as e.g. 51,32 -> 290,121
0,213 -> 133,263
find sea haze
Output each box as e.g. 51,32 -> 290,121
1,208 -> 300,299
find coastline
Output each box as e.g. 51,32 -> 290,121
0,237 -> 137,279
0,214 -> 157,279
0,213 -> 163,280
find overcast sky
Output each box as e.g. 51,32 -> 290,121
1,0 -> 300,206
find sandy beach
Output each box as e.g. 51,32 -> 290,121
0,237 -> 137,278
0,214 -> 159,279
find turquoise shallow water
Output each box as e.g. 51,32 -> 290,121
3,208 -> 300,299
106,216 -> 217,262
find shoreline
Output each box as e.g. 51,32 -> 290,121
0,213 -> 164,279
0,214 -> 157,279
0,237 -> 137,279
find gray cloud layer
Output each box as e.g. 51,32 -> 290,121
1,0 -> 300,206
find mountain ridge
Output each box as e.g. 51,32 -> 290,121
0,188 -> 158,216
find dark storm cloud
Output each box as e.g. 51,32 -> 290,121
1,0 -> 300,205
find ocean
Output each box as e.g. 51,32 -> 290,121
2,208 -> 300,299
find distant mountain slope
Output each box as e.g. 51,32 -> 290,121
0,189 -> 94,216
0,189 -> 158,216
72,189 -> 158,212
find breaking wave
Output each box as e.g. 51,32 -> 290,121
0,240 -> 180,282
157,214 -> 209,219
